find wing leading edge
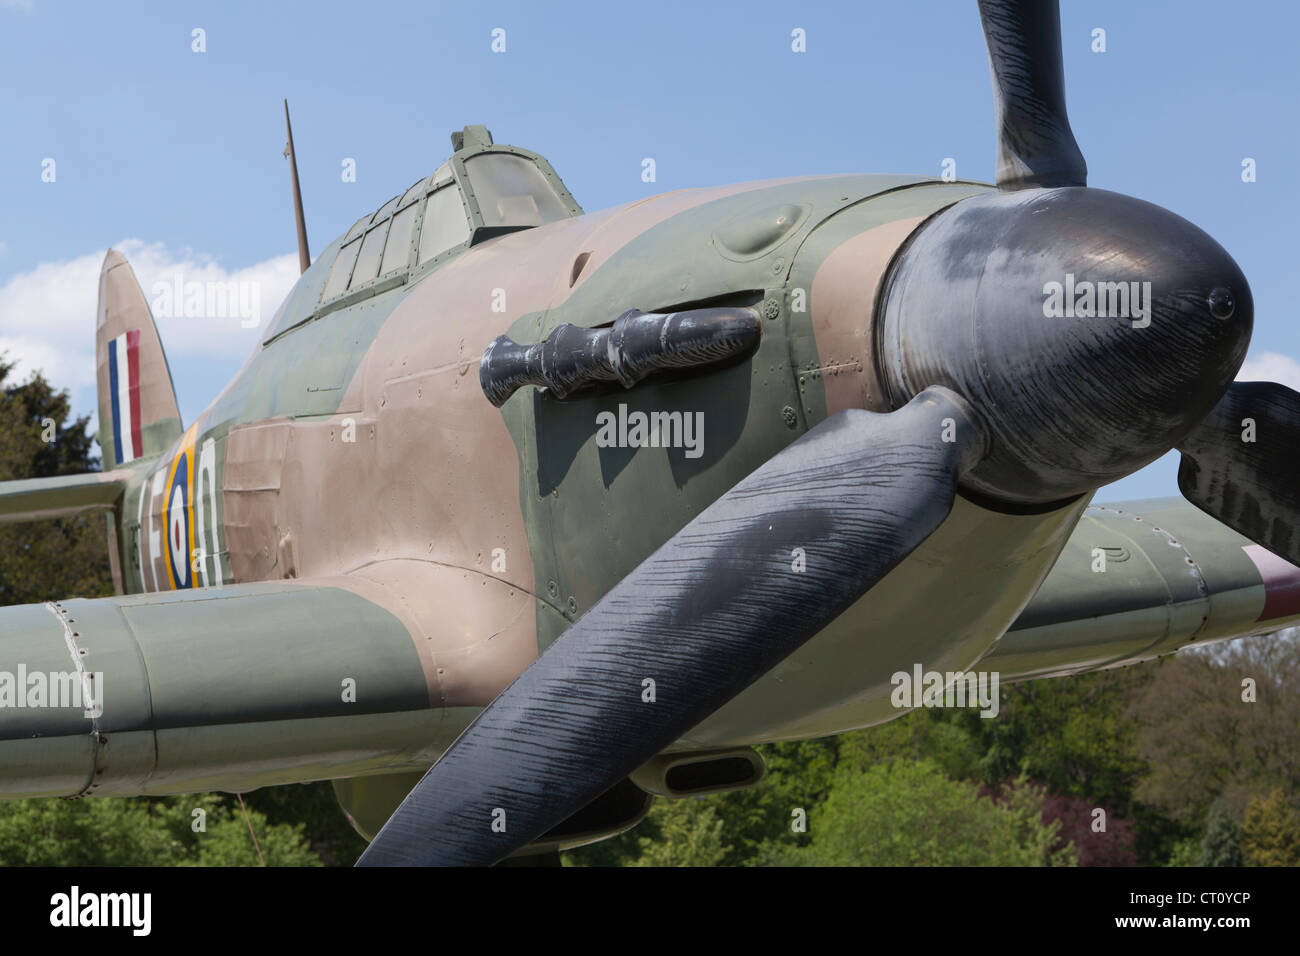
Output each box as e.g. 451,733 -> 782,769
987,496 -> 1300,681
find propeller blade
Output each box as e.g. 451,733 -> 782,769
1178,380 -> 1300,566
977,0 -> 1087,189
357,386 -> 985,866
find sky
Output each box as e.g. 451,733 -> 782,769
1,0 -> 1297,501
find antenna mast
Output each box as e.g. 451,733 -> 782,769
283,99 -> 311,274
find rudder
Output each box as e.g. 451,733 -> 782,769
96,248 -> 182,468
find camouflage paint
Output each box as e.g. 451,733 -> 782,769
0,581 -> 465,798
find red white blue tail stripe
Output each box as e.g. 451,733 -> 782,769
108,330 -> 143,463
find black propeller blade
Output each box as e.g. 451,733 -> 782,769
1178,381 -> 1300,567
358,386 -> 985,866
978,0 -> 1087,190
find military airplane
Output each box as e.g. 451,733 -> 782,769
2,0 -> 1298,866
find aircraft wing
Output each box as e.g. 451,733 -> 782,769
0,572 -> 483,799
985,496 -> 1300,681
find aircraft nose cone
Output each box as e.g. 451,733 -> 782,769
879,187 -> 1253,505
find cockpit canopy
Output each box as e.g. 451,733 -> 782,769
265,126 -> 580,343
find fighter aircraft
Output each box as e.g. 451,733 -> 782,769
2,0 -> 1297,866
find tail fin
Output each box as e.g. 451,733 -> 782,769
95,248 -> 181,468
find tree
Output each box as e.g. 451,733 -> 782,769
0,794 -> 319,867
1166,838 -> 1201,867
839,667 -> 1179,863
991,776 -> 1079,867
789,758 -> 1072,866
1132,634 -> 1300,827
969,668 -> 1152,815
1239,788 -> 1300,867
1197,799 -> 1243,867
628,797 -> 732,867
701,735 -> 840,865
241,782 -> 368,867
1038,792 -> 1137,866
0,358 -> 114,605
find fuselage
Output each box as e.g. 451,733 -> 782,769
112,168 -> 1087,748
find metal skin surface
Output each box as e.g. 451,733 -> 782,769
0,582 -> 451,798
989,497 -> 1285,681
359,388 -> 984,866
1,0 -> 1299,865
1178,382 -> 1300,567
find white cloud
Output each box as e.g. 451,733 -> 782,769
1236,352 -> 1300,392
0,0 -> 34,12
0,240 -> 298,402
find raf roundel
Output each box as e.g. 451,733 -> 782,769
162,427 -> 197,590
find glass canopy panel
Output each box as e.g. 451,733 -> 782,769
350,220 -> 390,288
462,153 -> 568,227
398,177 -> 427,208
371,194 -> 400,223
417,186 -> 471,264
381,203 -> 417,275
343,215 -> 369,243
321,238 -> 361,300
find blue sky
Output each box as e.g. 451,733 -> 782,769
1,0 -> 1297,500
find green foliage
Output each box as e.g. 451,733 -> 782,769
837,707 -> 983,781
0,359 -> 114,605
837,668 -> 1170,862
1240,788 -> 1300,867
999,776 -> 1079,867
241,782 -> 368,867
706,736 -> 839,864
1165,837 -> 1201,867
0,794 -> 319,867
786,759 -> 1071,866
178,796 -> 321,868
0,796 -> 186,866
627,797 -> 732,867
967,668 -> 1152,813
1197,799 -> 1243,867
